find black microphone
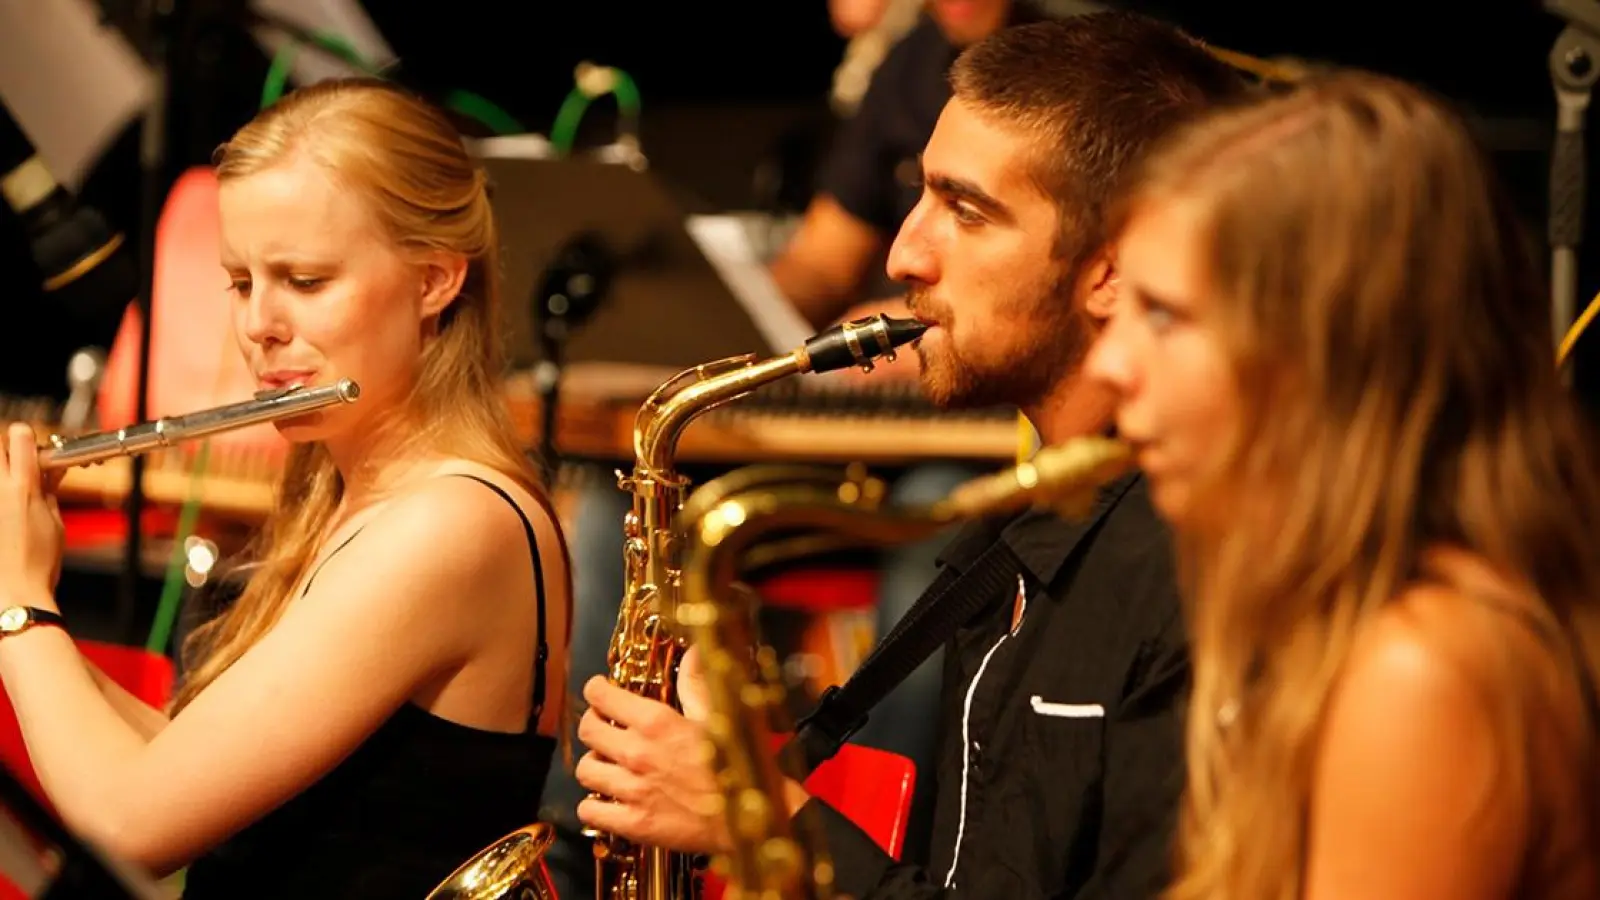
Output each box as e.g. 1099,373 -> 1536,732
0,100 -> 138,347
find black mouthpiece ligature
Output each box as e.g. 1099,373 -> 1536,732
801,315 -> 930,375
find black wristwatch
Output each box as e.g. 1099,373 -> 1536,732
0,606 -> 65,637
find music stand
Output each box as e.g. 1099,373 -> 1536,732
480,156 -> 786,371
0,758 -> 170,898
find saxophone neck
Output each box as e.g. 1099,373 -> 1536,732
632,314 -> 930,479
634,353 -> 804,477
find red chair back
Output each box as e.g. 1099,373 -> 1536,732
701,741 -> 916,899
97,165 -> 289,461
0,640 -> 173,898
753,568 -> 879,615
802,742 -> 917,858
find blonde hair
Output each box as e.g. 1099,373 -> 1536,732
1112,71 -> 1600,899
172,78 -> 563,713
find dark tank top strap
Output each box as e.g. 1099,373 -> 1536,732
448,474 -> 551,722
300,528 -> 367,598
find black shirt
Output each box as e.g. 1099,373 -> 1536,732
807,473 -> 1188,899
817,3 -> 1050,238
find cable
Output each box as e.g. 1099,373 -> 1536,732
261,30 -> 377,109
145,440 -> 210,655
445,89 -> 525,135
1204,45 -> 1313,86
260,31 -> 525,136
548,87 -> 591,154
609,68 -> 643,120
1558,287 -> 1600,367
549,63 -> 643,155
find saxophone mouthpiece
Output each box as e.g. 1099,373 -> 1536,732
799,314 -> 930,374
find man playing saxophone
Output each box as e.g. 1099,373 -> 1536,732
574,13 -> 1248,900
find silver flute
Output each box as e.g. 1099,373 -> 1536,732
37,379 -> 362,470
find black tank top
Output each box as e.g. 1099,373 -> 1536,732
182,475 -> 557,899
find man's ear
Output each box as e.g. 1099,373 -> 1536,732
419,252 -> 470,319
1079,247 -> 1118,323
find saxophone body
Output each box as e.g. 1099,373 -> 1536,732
673,437 -> 1134,899
593,314 -> 928,900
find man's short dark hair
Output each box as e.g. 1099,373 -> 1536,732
950,11 -> 1250,264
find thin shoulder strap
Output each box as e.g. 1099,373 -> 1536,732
451,474 -> 551,723
300,529 -> 366,598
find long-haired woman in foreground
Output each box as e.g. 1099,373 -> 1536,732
1088,71 -> 1600,899
0,78 -> 571,897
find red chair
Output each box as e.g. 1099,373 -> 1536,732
754,567 -> 881,616
751,565 -> 883,700
702,740 -> 916,899
97,165 -> 288,458
0,640 -> 174,804
61,166 -> 289,555
0,640 -> 173,899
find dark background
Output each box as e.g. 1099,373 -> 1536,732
3,0 -> 1597,412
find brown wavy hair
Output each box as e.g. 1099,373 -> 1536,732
171,78 -> 563,714
1111,71 -> 1600,899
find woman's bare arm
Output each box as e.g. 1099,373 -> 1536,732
0,478 -> 544,875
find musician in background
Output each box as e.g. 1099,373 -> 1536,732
775,0 -> 1042,329
827,0 -> 923,117
1087,71 -> 1600,900
574,15 -> 1247,899
0,78 -> 571,897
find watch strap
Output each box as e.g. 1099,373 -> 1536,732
0,606 -> 65,635
26,608 -> 64,630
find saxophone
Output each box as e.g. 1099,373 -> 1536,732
672,436 -> 1134,900
424,315 -> 925,900
589,313 -> 927,900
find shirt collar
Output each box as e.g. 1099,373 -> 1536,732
935,471 -> 1143,586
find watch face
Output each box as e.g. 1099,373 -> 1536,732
0,607 -> 27,633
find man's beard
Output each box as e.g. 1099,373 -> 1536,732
908,274 -> 1085,412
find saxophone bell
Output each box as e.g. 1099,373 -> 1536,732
424,824 -> 559,900
674,436 -> 1134,900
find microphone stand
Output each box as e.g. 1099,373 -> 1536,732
94,0 -> 182,640
530,232 -> 612,484
1546,1 -> 1600,382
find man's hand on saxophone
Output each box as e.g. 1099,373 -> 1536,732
576,647 -> 811,856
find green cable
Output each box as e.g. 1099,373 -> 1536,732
549,87 -> 592,155
145,441 -> 211,655
548,65 -> 643,156
610,69 -> 642,119
445,89 -> 526,136
261,30 -> 376,109
261,32 -> 525,136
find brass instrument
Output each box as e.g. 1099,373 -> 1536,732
427,315 -> 924,900
592,314 -> 926,900
671,436 -> 1133,899
36,380 -> 361,470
